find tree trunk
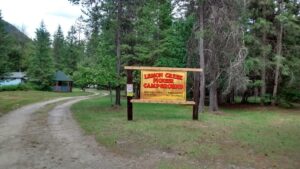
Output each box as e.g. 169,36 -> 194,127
209,81 -> 218,112
134,83 -> 140,99
260,29 -> 267,105
115,86 -> 121,106
254,87 -> 258,102
231,90 -> 235,103
272,2 -> 283,106
115,0 -> 122,106
226,89 -> 235,104
109,83 -> 113,106
260,4 -> 268,106
241,90 -> 249,103
218,90 -> 224,105
198,3 -> 205,113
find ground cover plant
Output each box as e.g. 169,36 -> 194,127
72,95 -> 300,169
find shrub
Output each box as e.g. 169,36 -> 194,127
0,84 -> 31,92
277,88 -> 300,108
280,89 -> 300,102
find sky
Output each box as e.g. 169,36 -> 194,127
0,0 -> 82,39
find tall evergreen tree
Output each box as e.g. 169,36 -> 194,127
248,0 -> 275,105
28,22 -> 54,90
154,0 -> 187,67
247,0 -> 300,105
53,25 -> 66,71
0,11 -> 11,77
197,0 -> 205,113
65,26 -> 81,74
69,0 -> 124,106
281,1 -> 300,94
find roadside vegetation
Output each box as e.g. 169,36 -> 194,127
72,95 -> 300,169
0,88 -> 89,116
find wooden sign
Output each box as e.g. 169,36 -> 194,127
140,70 -> 187,101
124,66 -> 202,121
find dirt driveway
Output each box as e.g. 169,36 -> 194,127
0,90 -> 180,169
0,92 -> 147,169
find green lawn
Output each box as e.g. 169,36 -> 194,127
0,88 -> 90,116
72,95 -> 300,169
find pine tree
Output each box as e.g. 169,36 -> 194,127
197,0 -> 205,113
273,0 -> 300,104
248,0 -> 275,105
70,0 -> 123,105
65,26 -> 80,74
28,22 -> 54,90
154,0 -> 187,67
0,11 -> 11,77
247,0 -> 300,105
53,25 -> 66,71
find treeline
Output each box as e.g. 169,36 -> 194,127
26,23 -> 84,90
0,10 -> 84,90
0,11 -> 32,76
67,0 -> 299,110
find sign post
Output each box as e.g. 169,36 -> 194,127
193,72 -> 200,120
125,66 -> 202,121
126,70 -> 133,121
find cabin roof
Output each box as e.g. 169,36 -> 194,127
54,71 -> 72,82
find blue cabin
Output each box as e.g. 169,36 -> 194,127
0,72 -> 27,86
53,71 -> 73,92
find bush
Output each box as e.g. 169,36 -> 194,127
0,84 -> 31,92
24,83 -> 43,91
278,98 -> 294,108
277,89 -> 300,108
280,89 -> 300,102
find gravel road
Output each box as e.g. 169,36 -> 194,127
0,92 -> 171,169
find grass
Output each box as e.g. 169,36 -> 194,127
0,88 -> 90,116
72,95 -> 300,169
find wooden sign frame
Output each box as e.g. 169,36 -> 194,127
124,66 -> 202,121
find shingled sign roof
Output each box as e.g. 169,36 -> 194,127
54,71 -> 72,81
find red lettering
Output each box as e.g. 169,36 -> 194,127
144,73 -> 163,79
165,73 -> 183,80
153,78 -> 174,83
143,83 -> 184,89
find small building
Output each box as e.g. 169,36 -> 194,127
0,72 -> 27,86
53,71 -> 73,92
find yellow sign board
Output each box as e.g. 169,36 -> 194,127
140,70 -> 187,101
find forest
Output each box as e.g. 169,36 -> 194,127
0,0 -> 300,112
